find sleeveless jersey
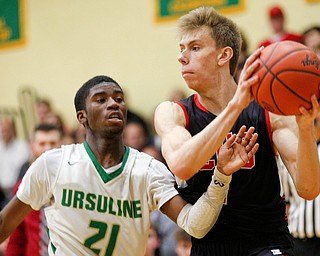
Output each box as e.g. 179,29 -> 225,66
17,143 -> 178,256
176,94 -> 288,242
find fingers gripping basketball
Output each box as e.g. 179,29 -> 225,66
251,41 -> 320,115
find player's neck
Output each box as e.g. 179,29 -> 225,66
85,138 -> 126,169
198,78 -> 237,115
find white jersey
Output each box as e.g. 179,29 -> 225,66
17,143 -> 179,256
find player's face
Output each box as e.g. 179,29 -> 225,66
178,26 -> 220,91
85,82 -> 127,136
31,130 -> 62,158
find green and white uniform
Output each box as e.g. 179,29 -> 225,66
17,142 -> 178,256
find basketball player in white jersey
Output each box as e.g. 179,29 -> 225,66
0,75 -> 258,255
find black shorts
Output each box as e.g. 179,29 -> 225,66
191,233 -> 294,256
293,237 -> 320,256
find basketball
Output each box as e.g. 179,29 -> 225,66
251,41 -> 320,115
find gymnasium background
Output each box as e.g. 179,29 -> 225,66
0,0 -> 319,137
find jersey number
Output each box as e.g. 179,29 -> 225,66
84,220 -> 120,256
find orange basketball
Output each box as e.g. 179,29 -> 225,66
251,41 -> 320,115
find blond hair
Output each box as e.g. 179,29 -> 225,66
177,6 -> 241,76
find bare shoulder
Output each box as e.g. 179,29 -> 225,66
155,101 -> 184,118
154,101 -> 186,134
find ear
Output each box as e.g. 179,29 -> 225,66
217,46 -> 233,67
77,110 -> 87,126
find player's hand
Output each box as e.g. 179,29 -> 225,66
296,94 -> 320,130
234,47 -> 264,109
216,126 -> 259,176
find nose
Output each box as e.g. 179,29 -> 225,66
178,50 -> 189,65
107,98 -> 120,109
43,143 -> 54,151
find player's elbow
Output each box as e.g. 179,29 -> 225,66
191,231 -> 206,239
186,227 -> 210,239
169,165 -> 194,180
297,186 -> 320,200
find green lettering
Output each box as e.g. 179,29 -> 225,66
61,189 -> 72,207
122,200 -> 133,218
108,197 -> 116,215
133,200 -> 142,218
117,199 -> 123,217
97,195 -> 108,213
85,193 -> 96,211
73,190 -> 85,209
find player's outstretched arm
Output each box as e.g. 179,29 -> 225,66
162,127 -> 259,238
272,95 -> 320,200
0,196 -> 32,244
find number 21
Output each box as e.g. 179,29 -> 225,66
84,220 -> 120,256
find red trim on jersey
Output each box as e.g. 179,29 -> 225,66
194,94 -> 209,113
175,101 -> 189,129
265,110 -> 277,156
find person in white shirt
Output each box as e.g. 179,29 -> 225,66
0,75 -> 259,255
0,117 -> 30,209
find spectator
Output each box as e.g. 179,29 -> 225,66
36,98 -> 72,144
41,112 -> 72,143
142,146 -> 165,164
35,99 -> 53,124
70,123 -> 86,144
169,88 -> 187,103
145,224 -> 161,256
5,123 -> 63,256
123,120 -> 150,151
151,210 -> 178,256
0,117 -> 30,209
175,228 -> 192,256
303,25 -> 320,58
258,5 -> 304,48
127,109 -> 150,136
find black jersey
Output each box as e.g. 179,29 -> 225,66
176,94 -> 289,242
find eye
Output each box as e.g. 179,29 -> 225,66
115,96 -> 124,103
192,46 -> 200,51
97,98 -> 106,103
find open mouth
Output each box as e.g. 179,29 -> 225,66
108,113 -> 123,122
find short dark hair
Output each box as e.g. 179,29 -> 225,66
74,75 -> 121,112
303,26 -> 320,36
32,123 -> 63,140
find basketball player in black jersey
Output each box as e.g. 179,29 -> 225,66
154,7 -> 320,256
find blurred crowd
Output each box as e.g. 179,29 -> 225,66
0,4 -> 320,256
0,84 -> 187,256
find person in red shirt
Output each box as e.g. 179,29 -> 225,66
5,124 -> 63,256
258,5 -> 304,48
